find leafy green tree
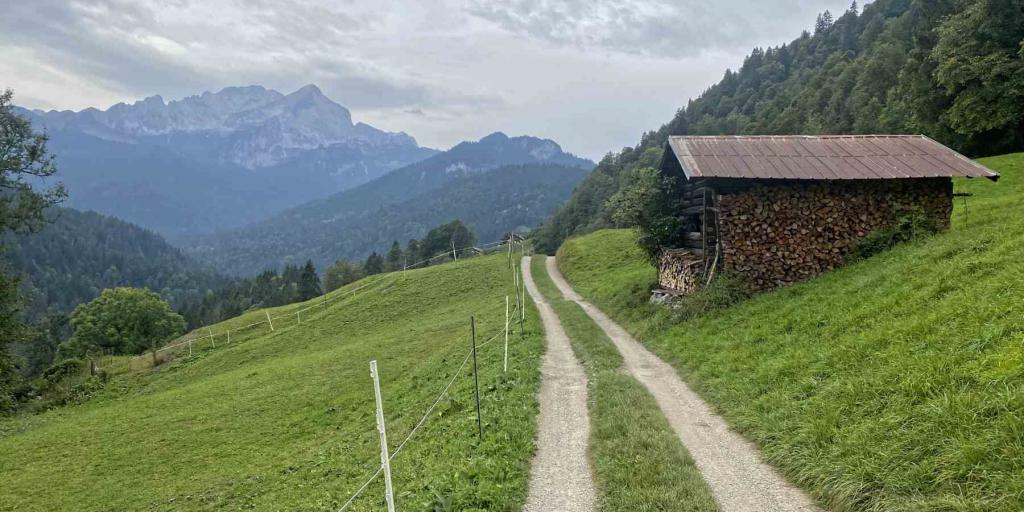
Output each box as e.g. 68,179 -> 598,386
418,220 -> 477,265
12,312 -> 69,378
933,0 -> 1024,145
363,252 -> 385,276
65,288 -> 186,356
608,167 -> 688,262
297,260 -> 322,301
324,260 -> 365,292
385,240 -> 404,271
0,89 -> 65,412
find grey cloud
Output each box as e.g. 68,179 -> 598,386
465,0 -> 837,57
0,0 -> 494,112
0,0 -> 207,97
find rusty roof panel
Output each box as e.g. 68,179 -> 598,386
665,135 -> 999,181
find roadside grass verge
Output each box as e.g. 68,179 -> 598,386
529,256 -> 718,511
555,153 -> 1024,511
0,253 -> 543,512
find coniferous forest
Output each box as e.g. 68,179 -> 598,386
534,0 -> 1024,252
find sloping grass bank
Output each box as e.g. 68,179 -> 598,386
529,257 -> 718,511
556,154 -> 1024,511
0,253 -> 543,512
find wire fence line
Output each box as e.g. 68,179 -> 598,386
99,238 -> 518,372
96,235 -> 529,511
326,239 -> 525,511
336,328 -> 508,512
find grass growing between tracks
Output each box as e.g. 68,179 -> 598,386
556,154 -> 1024,511
529,256 -> 718,511
0,253 -> 544,512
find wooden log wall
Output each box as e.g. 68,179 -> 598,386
718,178 -> 953,290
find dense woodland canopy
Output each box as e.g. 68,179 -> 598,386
535,0 -> 1024,252
323,220 -> 478,292
4,207 -> 227,322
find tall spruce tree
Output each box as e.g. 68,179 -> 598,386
363,252 -> 385,275
297,260 -> 322,301
385,241 -> 403,271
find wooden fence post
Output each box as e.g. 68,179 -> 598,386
369,360 -> 396,512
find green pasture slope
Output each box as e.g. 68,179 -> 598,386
556,153 -> 1024,512
0,253 -> 544,511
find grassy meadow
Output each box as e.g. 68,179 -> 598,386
528,257 -> 718,512
555,154 -> 1024,511
0,253 -> 544,511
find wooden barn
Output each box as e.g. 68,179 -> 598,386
656,135 -> 1000,294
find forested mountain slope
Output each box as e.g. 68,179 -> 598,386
189,132 -> 592,275
2,208 -> 226,321
535,0 -> 1024,252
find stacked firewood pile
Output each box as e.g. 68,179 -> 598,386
657,248 -> 704,293
718,178 -> 952,290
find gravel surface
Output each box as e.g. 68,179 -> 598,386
545,256 -> 820,512
521,257 -> 597,512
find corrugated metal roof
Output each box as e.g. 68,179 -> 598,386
665,135 -> 999,181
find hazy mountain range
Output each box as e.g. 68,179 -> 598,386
187,131 -> 593,275
17,84 -> 437,240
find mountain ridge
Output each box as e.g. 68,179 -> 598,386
16,84 -> 439,239
187,132 -> 594,275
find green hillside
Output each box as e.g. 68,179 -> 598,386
535,0 -> 1024,253
554,154 -> 1024,511
0,252 -> 543,511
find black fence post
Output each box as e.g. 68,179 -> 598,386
471,316 -> 483,440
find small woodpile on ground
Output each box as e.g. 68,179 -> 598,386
657,248 -> 704,294
653,135 -> 998,295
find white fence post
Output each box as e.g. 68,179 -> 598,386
227,330 -> 231,345
369,360 -> 397,512
209,328 -> 215,348
188,338 -> 193,357
504,296 -> 509,372
513,267 -> 520,317
266,311 -> 274,332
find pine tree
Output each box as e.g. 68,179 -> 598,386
385,241 -> 403,272
815,10 -> 834,33
297,260 -> 322,301
363,252 -> 385,275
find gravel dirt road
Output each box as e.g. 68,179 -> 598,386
521,256 -> 597,512
545,256 -> 820,512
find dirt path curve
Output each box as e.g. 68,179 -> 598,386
544,257 -> 820,512
521,256 -> 597,512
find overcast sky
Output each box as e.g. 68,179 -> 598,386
0,0 -> 855,159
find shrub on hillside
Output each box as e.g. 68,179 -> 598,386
666,272 -> 752,322
849,209 -> 941,261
